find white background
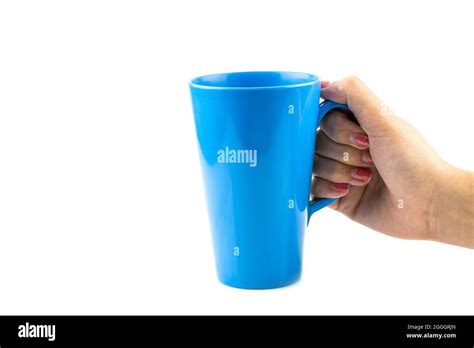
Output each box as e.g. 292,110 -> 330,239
0,0 -> 473,315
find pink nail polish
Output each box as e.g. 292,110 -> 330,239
334,183 -> 349,191
350,133 -> 369,148
352,168 -> 372,180
321,81 -> 330,88
362,152 -> 373,164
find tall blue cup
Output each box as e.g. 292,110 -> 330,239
190,71 -> 351,289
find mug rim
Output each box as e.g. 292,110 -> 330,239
189,71 -> 320,90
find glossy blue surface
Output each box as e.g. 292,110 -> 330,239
190,71 -> 350,289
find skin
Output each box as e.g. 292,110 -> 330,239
312,77 -> 474,249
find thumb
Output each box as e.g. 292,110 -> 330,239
320,77 -> 389,135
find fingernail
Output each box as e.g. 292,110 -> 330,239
352,168 -> 372,180
350,133 -> 369,148
362,152 -> 373,164
321,80 -> 330,88
333,183 -> 350,191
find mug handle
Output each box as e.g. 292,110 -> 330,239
308,100 -> 353,222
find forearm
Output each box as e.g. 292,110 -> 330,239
430,168 -> 474,248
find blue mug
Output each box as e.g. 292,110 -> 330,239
190,71 -> 351,289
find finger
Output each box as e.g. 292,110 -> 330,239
313,154 -> 373,186
319,110 -> 370,149
316,130 -> 373,167
320,77 -> 387,134
311,177 -> 350,198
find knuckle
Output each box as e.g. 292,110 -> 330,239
332,110 -> 348,124
321,111 -> 344,134
320,117 -> 335,134
344,75 -> 361,88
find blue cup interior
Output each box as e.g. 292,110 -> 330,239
190,71 -> 319,89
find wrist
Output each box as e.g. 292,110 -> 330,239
429,165 -> 473,248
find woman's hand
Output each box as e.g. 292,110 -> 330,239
312,77 -> 473,248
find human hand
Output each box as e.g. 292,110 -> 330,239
312,77 -> 473,248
